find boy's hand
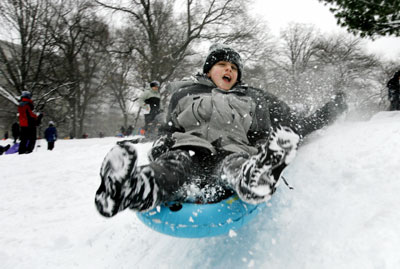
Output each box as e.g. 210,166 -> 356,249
143,104 -> 150,112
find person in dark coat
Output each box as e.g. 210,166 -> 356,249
94,44 -> 347,218
387,70 -> 400,111
139,80 -> 162,137
127,125 -> 133,136
44,121 -> 57,150
0,144 -> 11,155
18,91 -> 43,154
11,122 -> 20,143
120,126 -> 126,137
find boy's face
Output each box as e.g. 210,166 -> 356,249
207,61 -> 238,91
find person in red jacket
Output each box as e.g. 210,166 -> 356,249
18,91 -> 43,154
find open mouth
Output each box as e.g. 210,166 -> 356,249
222,75 -> 231,82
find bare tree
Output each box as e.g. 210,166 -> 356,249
280,23 -> 319,78
274,23 -> 320,106
314,34 -> 379,101
46,0 -> 112,137
0,0 -> 55,106
95,0 -> 251,85
104,50 -> 138,129
268,25 -> 380,116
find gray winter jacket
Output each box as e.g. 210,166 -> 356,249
164,74 -> 346,155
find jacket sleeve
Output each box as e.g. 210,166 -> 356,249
158,95 -> 184,136
139,90 -> 150,107
157,82 -> 196,136
268,92 -> 347,138
296,99 -> 346,137
26,105 -> 38,120
387,78 -> 399,98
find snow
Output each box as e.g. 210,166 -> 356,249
1,111 -> 400,268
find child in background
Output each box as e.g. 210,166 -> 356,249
44,121 -> 57,150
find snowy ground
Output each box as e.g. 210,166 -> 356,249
1,111 -> 400,269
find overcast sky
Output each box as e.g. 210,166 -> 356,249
251,0 -> 400,61
1,0 -> 398,61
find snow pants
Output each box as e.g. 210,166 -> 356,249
95,127 -> 299,217
146,146 -> 240,203
47,141 -> 55,150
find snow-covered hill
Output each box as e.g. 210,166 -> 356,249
1,111 -> 400,269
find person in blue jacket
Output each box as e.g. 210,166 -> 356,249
44,121 -> 57,150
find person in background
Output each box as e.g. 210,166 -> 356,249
11,122 -> 20,143
120,126 -> 126,137
139,80 -> 161,137
127,125 -> 133,136
387,70 -> 400,111
18,91 -> 43,154
44,121 -> 57,151
94,44 -> 347,218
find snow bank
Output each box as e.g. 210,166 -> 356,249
1,111 -> 400,268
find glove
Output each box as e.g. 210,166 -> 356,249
37,113 -> 44,126
148,135 -> 175,161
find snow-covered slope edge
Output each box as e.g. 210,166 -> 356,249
1,111 -> 400,269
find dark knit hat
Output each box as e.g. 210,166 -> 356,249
203,44 -> 243,82
150,80 -> 160,88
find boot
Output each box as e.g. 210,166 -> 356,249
223,126 -> 300,204
94,140 -> 161,217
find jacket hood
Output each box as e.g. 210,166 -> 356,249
19,97 -> 33,106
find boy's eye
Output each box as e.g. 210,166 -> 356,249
217,62 -> 237,71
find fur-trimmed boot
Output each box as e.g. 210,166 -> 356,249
94,140 -> 162,217
221,126 -> 300,204
95,140 -> 193,217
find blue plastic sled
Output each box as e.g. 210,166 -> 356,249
137,195 -> 266,238
5,143 -> 19,154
